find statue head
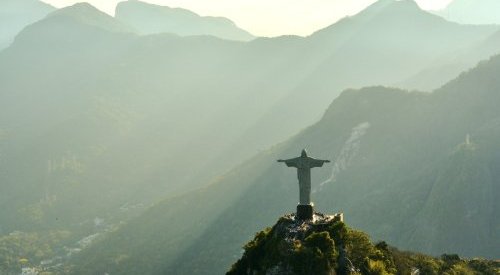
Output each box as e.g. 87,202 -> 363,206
301,149 -> 308,157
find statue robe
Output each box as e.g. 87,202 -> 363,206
280,156 -> 329,205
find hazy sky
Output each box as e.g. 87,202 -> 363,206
41,0 -> 454,36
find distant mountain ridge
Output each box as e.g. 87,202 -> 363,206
434,0 -> 500,25
232,0 -> 499,164
0,0 -> 55,50
0,0 -> 254,52
115,0 -> 255,41
46,2 -> 133,33
398,26 -> 500,90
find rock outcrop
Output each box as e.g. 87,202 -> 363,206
227,212 -> 500,275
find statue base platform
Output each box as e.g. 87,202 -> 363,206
296,204 -> 314,220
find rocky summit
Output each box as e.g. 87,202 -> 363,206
227,212 -> 500,275
228,212 -> 345,275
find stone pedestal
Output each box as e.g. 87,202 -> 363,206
297,204 -> 314,220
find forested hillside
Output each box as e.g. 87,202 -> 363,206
229,215 -> 500,275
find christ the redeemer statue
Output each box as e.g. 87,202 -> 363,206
278,149 -> 330,219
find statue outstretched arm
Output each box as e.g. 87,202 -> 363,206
309,158 -> 331,168
277,157 -> 300,168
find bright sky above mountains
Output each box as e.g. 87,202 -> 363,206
41,0 -> 454,37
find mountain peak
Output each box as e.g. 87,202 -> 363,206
47,2 -> 132,33
115,0 -> 254,41
227,211 -> 499,274
116,0 -> 196,16
51,2 -> 99,15
360,0 -> 422,18
228,212 -> 352,275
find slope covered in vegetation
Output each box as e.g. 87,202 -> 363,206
229,214 -> 500,275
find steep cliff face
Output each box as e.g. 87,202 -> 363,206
228,213 -> 500,275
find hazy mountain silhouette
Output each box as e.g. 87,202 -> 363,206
226,0 -> 499,167
434,0 -> 500,25
0,2 -> 292,234
0,3 -> 139,233
48,2 -> 133,33
1,1 -> 500,272
115,0 -> 254,41
399,28 -> 500,90
1,0 -> 498,236
69,52 -> 500,274
0,0 -> 55,50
